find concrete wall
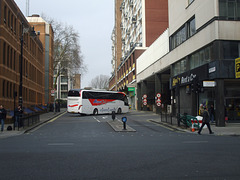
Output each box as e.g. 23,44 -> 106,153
137,28 -> 169,80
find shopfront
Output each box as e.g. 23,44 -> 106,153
224,80 -> 240,122
128,87 -> 136,110
170,60 -> 240,126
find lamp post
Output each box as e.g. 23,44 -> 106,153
19,22 -> 36,108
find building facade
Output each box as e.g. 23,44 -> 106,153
54,71 -> 81,101
136,0 -> 240,126
109,0 -> 169,110
0,0 -> 51,110
27,15 -> 54,105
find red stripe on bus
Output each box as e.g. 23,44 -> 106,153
89,99 -> 115,106
68,104 -> 78,107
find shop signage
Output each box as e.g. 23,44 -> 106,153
171,74 -> 196,87
181,74 -> 197,84
170,64 -> 209,89
172,77 -> 180,87
203,81 -> 216,87
128,87 -> 135,96
235,58 -> 240,79
209,67 -> 216,74
128,87 -> 135,91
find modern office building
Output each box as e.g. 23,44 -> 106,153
54,71 -> 81,101
136,0 -> 240,126
0,0 -> 51,110
109,0 -> 169,109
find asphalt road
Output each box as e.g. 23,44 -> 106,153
0,111 -> 240,180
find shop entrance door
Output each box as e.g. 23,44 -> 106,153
225,97 -> 240,122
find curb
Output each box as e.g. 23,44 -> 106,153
24,111 -> 66,133
107,120 -> 136,132
149,120 -> 187,133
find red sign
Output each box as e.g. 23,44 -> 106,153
143,94 -> 147,106
156,93 -> 162,107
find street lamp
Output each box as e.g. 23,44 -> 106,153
19,22 -> 36,109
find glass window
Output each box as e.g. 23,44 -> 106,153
190,53 -> 199,69
173,63 -> 180,76
173,59 -> 186,76
238,1 -> 240,17
204,46 -> 211,62
190,45 -> 213,70
61,76 -> 68,83
171,26 -> 186,49
219,0 -> 240,20
223,41 -> 239,59
61,85 -> 68,91
61,92 -> 68,98
180,59 -> 187,74
228,2 -> 236,19
189,18 -> 196,37
188,0 -> 194,4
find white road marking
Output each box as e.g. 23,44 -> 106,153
183,141 -> 208,144
48,143 -> 74,146
93,116 -> 101,122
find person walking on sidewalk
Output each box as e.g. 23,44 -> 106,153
198,106 -> 214,135
0,105 -> 7,132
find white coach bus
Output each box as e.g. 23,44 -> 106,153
67,89 -> 129,115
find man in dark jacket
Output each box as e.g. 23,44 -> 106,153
14,105 -> 23,128
198,106 -> 214,135
0,105 -> 7,132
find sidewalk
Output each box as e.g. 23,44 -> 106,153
134,110 -> 240,136
0,108 -> 67,139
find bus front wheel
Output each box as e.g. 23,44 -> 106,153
93,108 -> 98,115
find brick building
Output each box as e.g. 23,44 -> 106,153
0,0 -> 53,110
109,0 -> 169,109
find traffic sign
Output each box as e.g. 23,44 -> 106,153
122,117 -> 127,122
51,89 -> 55,96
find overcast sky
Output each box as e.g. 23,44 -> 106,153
15,0 -> 114,88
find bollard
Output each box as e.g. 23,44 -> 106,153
122,117 -> 127,130
112,111 -> 116,121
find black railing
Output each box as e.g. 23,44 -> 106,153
14,113 -> 40,130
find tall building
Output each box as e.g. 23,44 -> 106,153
109,0 -> 169,110
0,0 -> 50,110
136,0 -> 240,126
27,15 -> 54,104
54,70 -> 81,101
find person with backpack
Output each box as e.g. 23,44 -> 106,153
0,105 -> 7,132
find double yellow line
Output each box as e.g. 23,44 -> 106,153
48,112 -> 67,123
